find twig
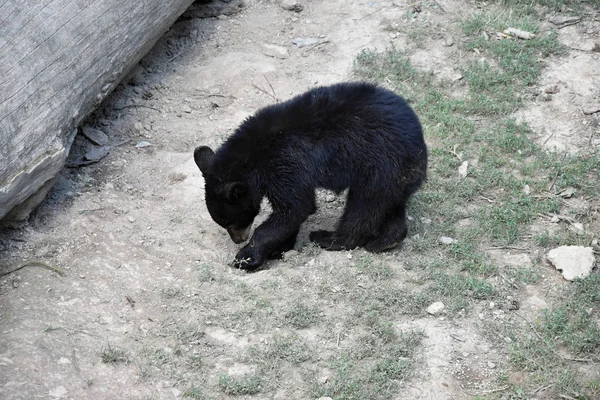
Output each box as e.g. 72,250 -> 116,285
113,104 -> 161,112
79,208 -> 104,215
480,196 -> 496,203
487,245 -> 528,251
262,74 -> 279,103
251,83 -> 280,102
432,0 -> 446,13
167,51 -> 183,63
464,386 -> 509,396
559,395 -> 577,400
1,260 -> 65,278
450,333 -> 466,342
534,383 -> 554,394
449,144 -> 462,161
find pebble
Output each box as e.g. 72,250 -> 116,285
426,301 -> 445,315
324,194 -> 336,202
458,160 -> 469,178
583,105 -> 600,115
281,0 -> 303,12
182,105 -> 192,113
292,37 -> 320,47
438,236 -> 456,245
135,141 -> 152,148
81,127 -> 109,146
487,361 -> 496,369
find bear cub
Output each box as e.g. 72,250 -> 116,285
194,82 -> 427,271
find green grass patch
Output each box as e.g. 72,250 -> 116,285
312,327 -> 422,399
218,373 -> 262,395
100,343 -> 128,364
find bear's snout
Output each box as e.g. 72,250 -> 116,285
227,225 -> 251,244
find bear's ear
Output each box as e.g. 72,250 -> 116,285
224,182 -> 249,201
194,146 -> 215,176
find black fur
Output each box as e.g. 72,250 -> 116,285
194,82 -> 428,271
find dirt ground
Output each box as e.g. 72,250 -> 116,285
1,0 -> 598,399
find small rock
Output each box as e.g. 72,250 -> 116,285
182,104 -> 192,113
582,105 -> 600,115
487,361 -> 496,369
550,215 -> 560,223
324,194 -> 336,202
135,141 -> 152,148
439,236 -> 456,245
549,15 -> 581,27
317,398 -> 333,400
458,161 -> 469,178
558,187 -> 576,198
504,336 -> 512,344
262,44 -> 289,59
281,0 -> 303,12
523,184 -> 531,195
570,222 -> 585,234
292,37 -> 320,47
543,85 -> 560,94
443,34 -> 454,47
318,376 -> 329,384
426,301 -> 445,315
57,357 -> 71,365
127,216 -> 135,223
504,28 -> 535,40
547,246 -> 595,281
85,146 -> 110,162
81,127 -> 109,146
451,73 -> 463,83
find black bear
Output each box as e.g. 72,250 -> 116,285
194,82 -> 427,271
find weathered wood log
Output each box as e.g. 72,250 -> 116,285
0,0 -> 195,221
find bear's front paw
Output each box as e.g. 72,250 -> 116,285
233,244 -> 265,271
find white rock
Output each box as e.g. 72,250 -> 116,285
547,246 -> 595,281
439,236 -> 456,245
426,301 -> 445,315
487,361 -> 496,369
458,160 -> 469,178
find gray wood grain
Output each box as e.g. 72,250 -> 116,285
0,0 -> 195,221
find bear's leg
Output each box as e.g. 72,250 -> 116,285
310,190 -> 382,251
364,204 -> 408,253
267,229 -> 299,260
234,195 -> 315,270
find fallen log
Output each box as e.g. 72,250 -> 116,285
0,0 -> 195,221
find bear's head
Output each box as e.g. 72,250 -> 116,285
194,146 -> 260,244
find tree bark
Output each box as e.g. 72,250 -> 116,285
0,0 -> 195,221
